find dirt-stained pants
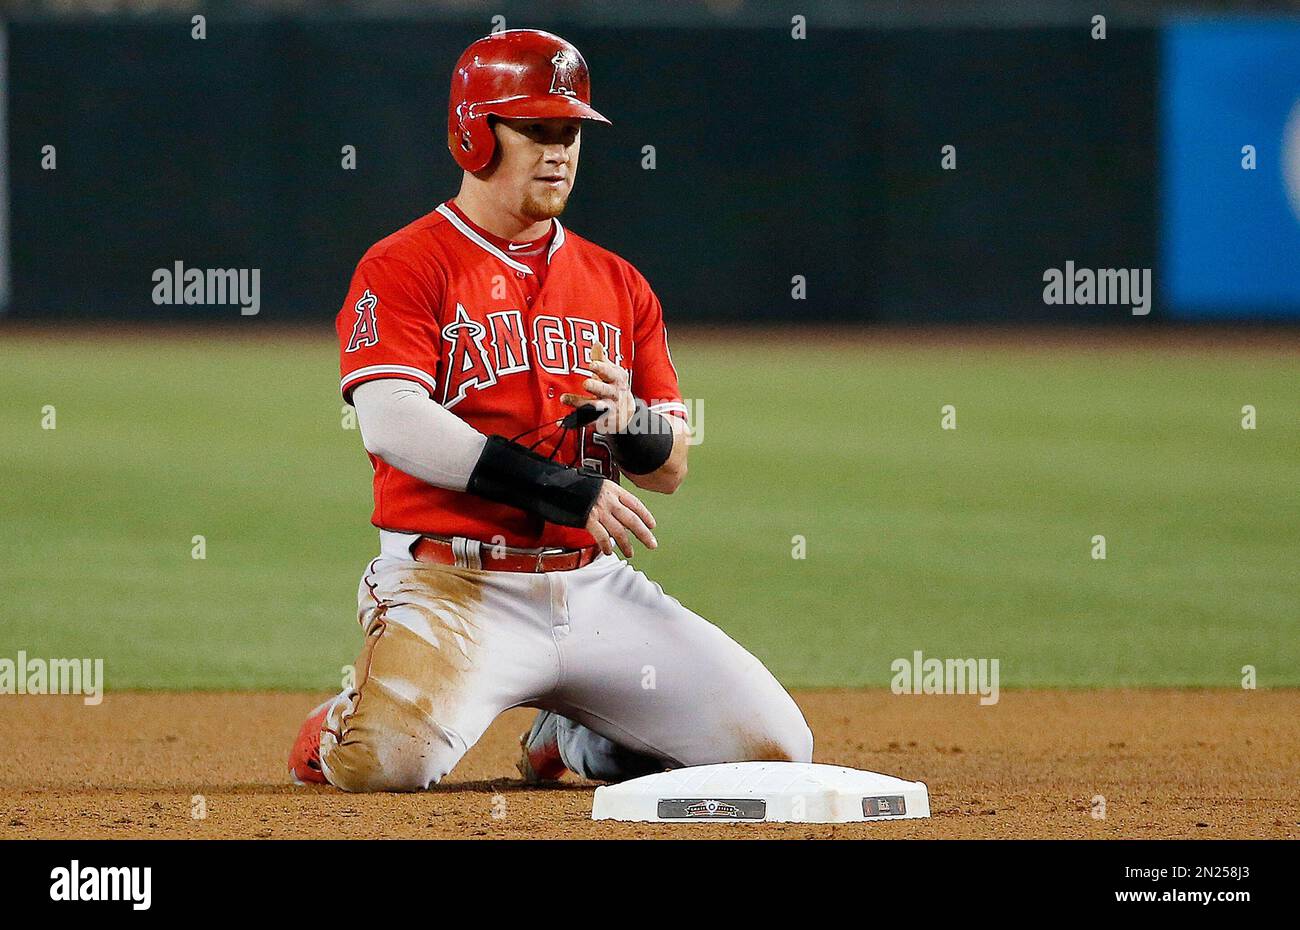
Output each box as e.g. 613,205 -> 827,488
319,552 -> 812,791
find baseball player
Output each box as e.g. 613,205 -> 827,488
288,28 -> 812,791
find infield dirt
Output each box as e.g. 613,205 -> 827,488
2,690 -> 1296,839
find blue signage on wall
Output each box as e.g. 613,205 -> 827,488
1162,19 -> 1300,318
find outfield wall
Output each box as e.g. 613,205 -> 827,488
5,16 -> 1296,323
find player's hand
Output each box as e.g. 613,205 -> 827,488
585,479 -> 657,557
560,342 -> 636,434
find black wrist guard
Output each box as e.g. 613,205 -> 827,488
467,435 -> 604,527
608,400 -> 675,475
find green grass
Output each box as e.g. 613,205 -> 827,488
1,331 -> 1295,689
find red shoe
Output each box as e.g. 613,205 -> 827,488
516,711 -> 568,784
288,698 -> 334,786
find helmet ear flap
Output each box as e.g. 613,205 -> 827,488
450,107 -> 495,173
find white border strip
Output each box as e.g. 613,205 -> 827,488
547,220 -> 566,263
436,203 -> 533,275
0,23 -> 10,314
340,364 -> 438,399
648,401 -> 689,418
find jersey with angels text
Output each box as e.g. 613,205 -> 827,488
336,200 -> 686,549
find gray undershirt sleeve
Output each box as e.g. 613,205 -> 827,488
350,378 -> 487,492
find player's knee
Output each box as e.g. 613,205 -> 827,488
325,737 -> 455,793
321,712 -> 461,793
325,742 -> 449,793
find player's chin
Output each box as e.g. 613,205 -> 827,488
521,186 -> 570,221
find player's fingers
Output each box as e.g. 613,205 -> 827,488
587,517 -> 615,556
590,359 -> 627,386
560,392 -> 603,408
616,488 -> 656,530
591,342 -> 607,364
582,379 -> 620,401
612,502 -> 657,550
599,511 -> 635,558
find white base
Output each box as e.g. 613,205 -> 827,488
591,762 -> 930,823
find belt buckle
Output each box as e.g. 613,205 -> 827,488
534,547 -> 567,573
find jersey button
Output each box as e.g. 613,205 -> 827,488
516,271 -> 525,278
547,387 -> 555,398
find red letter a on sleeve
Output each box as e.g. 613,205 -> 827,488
346,289 -> 380,353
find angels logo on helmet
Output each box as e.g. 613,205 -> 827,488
549,50 -> 580,97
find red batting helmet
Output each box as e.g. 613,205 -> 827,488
447,29 -> 611,173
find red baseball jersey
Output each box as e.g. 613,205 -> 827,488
337,200 -> 687,549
